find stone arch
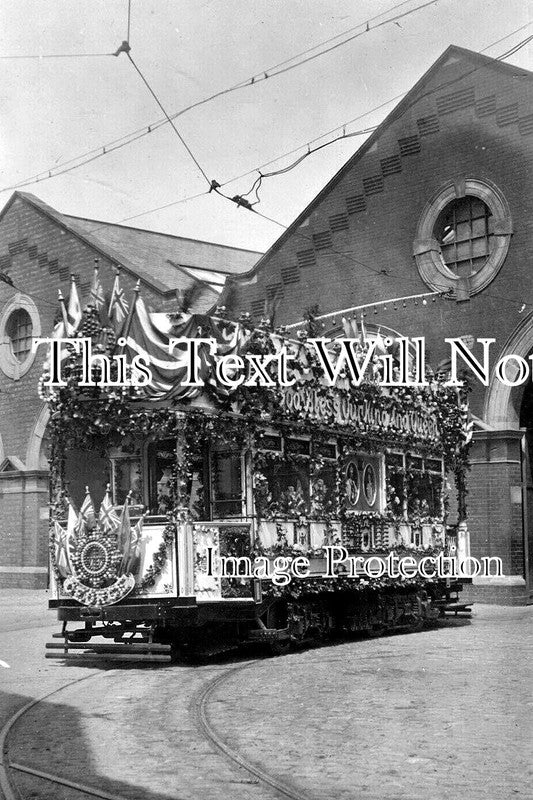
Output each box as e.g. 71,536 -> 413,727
26,403 -> 50,471
483,311 -> 533,430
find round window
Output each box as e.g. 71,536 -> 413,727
413,179 -> 512,298
6,308 -> 33,362
0,294 -> 41,380
433,196 -> 493,278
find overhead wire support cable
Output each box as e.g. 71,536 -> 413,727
125,50 -> 212,187
0,51 -> 116,60
127,0 -> 132,43
253,0 -> 421,75
212,193 -> 533,314
247,0 -> 444,84
0,0 -> 446,194
0,20 -> 531,198
79,24 -> 533,235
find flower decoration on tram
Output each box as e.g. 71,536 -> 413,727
42,283 -> 472,601
51,486 -> 142,606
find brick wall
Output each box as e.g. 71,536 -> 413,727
0,196 -> 177,587
230,51 -> 533,603
231,52 -> 533,422
468,432 -> 524,575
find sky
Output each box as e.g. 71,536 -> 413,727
0,0 -> 531,253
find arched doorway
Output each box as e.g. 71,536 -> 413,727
482,317 -> 533,602
519,376 -> 533,598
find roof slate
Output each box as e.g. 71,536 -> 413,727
7,192 -> 262,300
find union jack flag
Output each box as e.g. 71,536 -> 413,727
89,266 -> 105,311
99,485 -> 119,533
75,487 -> 96,535
67,275 -> 82,335
108,270 -> 129,326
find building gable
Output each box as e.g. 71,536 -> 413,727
229,45 -> 533,331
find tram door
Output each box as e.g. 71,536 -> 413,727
522,432 -> 533,602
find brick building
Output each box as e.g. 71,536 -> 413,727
226,46 -> 533,604
0,191 -> 261,587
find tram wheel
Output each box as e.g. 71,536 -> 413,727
263,600 -> 292,655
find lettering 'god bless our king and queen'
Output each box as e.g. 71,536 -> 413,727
34,334 -> 533,391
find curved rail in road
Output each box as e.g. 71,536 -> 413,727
0,671 -> 121,800
0,658 -> 311,800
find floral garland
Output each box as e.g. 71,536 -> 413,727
44,304 -> 471,597
139,518 -> 177,591
261,571 -> 444,600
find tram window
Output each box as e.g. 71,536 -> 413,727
311,464 -> 337,515
64,449 -> 109,511
385,455 -> 405,514
407,470 -> 442,517
188,454 -> 208,520
211,449 -> 244,518
426,458 -> 443,473
112,457 -> 143,507
386,453 -> 404,469
285,438 -> 311,457
408,456 -> 424,471
263,461 -> 310,516
313,441 -> 337,460
147,439 -> 176,515
256,433 -> 282,452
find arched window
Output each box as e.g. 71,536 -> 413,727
6,308 -> 32,362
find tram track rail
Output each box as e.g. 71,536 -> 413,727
195,660 -> 311,800
0,658 -> 312,800
0,671 -> 129,800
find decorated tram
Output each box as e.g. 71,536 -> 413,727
45,280 -> 472,662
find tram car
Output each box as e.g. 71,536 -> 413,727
45,284 -> 472,662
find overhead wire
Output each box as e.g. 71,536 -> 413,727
235,202 -> 533,315
77,24 -> 533,235
0,51 -> 117,59
479,20 -> 533,53
247,0 -> 425,76
210,31 -> 533,210
125,51 -> 212,187
0,0 -> 446,194
127,0 -> 132,43
248,0 -> 444,84
2,5 -> 530,316
1,18 -> 530,197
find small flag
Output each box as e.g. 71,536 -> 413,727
67,275 -> 82,335
99,485 -> 119,533
53,520 -> 71,578
75,487 -> 96,535
118,496 -> 132,571
341,317 -> 358,338
109,269 -> 129,327
125,515 -> 144,575
89,266 -> 105,311
42,316 -> 66,374
65,501 -> 78,574
374,327 -> 387,355
359,314 -> 367,346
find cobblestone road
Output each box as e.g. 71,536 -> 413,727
1,595 -> 532,800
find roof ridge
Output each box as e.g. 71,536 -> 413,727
62,212 -> 264,255
229,44 -> 532,283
